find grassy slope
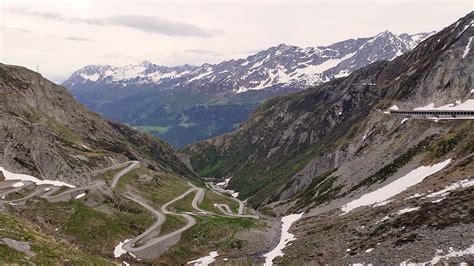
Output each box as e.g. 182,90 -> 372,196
18,196 -> 154,257
201,190 -> 240,214
116,166 -> 191,206
156,215 -> 262,265
0,212 -> 114,264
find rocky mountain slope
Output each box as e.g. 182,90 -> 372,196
63,31 -> 433,148
0,64 -> 196,185
185,11 -> 474,264
186,11 -> 473,205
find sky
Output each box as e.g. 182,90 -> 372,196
0,0 -> 471,83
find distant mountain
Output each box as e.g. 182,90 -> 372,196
63,30 -> 434,148
66,31 -> 432,93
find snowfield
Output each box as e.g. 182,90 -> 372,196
414,99 -> 474,111
263,213 -> 304,265
341,158 -> 452,214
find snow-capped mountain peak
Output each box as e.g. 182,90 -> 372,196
64,30 -> 434,94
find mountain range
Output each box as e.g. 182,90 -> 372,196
1,11 -> 473,265
63,30 -> 434,148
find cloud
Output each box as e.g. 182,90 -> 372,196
107,15 -> 215,37
7,8 -> 103,24
7,8 -> 218,38
1,26 -> 91,42
102,54 -> 138,59
183,49 -> 222,55
0,26 -> 35,34
65,36 -> 91,41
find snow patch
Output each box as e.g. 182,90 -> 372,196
431,198 -> 445,203
405,193 -> 425,200
334,69 -> 350,78
0,167 -> 75,188
11,182 -> 25,188
215,178 -> 231,187
114,239 -> 131,258
462,36 -> 473,59
397,207 -> 419,215
263,213 -> 304,265
75,193 -> 86,199
187,251 -> 219,265
414,99 -> 474,111
81,73 -> 100,81
215,177 -> 239,198
424,179 -> 474,199
227,190 -> 239,198
373,200 -> 392,207
341,159 -> 451,214
250,54 -> 270,69
188,68 -> 213,82
295,52 -> 355,77
402,245 -> 474,265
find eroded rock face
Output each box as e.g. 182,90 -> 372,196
0,64 -> 196,185
185,12 -> 473,207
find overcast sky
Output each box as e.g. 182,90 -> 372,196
0,0 -> 471,83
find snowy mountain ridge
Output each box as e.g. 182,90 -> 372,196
64,30 -> 435,94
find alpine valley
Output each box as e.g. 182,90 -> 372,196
0,9 -> 473,266
63,31 -> 434,148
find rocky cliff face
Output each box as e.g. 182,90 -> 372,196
0,64 -> 195,185
185,12 -> 473,207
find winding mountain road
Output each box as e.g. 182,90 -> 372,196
0,179 -> 104,204
207,182 -> 258,219
0,160 -> 259,259
107,161 -> 259,258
